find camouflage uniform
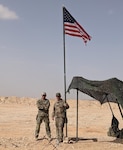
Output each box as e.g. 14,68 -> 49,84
35,98 -> 51,139
52,99 -> 69,142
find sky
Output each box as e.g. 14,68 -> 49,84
0,0 -> 123,99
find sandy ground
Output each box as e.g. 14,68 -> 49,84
0,97 -> 123,150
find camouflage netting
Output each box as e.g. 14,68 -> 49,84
67,76 -> 123,108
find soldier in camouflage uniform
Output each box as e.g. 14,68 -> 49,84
52,93 -> 69,143
35,92 -> 51,140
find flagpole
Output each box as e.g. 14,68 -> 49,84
63,6 -> 67,137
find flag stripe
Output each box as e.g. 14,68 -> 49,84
75,22 -> 91,40
65,26 -> 82,35
65,29 -> 83,37
65,32 -> 82,37
63,7 -> 91,43
64,23 -> 89,38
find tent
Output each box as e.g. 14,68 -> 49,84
67,76 -> 123,107
67,76 -> 123,140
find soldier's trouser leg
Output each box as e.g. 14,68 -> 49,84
55,118 -> 64,142
55,125 -> 59,140
35,115 -> 43,138
44,117 -> 51,138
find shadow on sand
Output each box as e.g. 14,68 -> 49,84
111,138 -> 123,144
68,137 -> 98,143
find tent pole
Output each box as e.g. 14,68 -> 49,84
116,99 -> 123,119
106,95 -> 114,116
76,88 -> 79,142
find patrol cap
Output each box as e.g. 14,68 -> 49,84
42,92 -> 46,96
56,92 -> 61,97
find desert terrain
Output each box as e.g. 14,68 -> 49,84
0,96 -> 123,150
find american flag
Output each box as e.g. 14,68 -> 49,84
63,7 -> 91,44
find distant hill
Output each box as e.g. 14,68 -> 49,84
0,96 -> 119,110
0,96 -> 37,105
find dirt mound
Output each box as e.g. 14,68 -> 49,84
0,96 -> 36,105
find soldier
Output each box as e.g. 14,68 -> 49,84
52,93 -> 69,144
35,92 -> 51,141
